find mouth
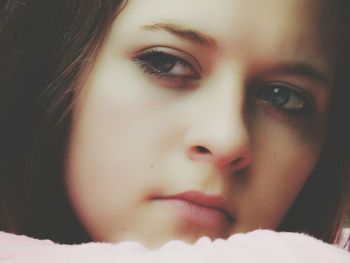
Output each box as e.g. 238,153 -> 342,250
152,191 -> 234,228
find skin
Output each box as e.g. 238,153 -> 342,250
65,0 -> 336,248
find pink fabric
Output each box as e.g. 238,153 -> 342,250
338,228 -> 350,251
1,230 -> 349,262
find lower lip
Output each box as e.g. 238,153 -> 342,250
159,199 -> 231,228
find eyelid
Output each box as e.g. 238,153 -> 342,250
254,81 -> 318,117
132,46 -> 203,75
254,81 -> 314,102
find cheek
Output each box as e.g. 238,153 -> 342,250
64,84 -> 154,240
237,115 -> 325,229
63,60 -> 180,241
64,120 -> 150,241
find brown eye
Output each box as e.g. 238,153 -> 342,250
140,52 -> 178,73
133,49 -> 200,81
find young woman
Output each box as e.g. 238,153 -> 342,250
0,0 -> 349,251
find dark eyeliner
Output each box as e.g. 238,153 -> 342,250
255,82 -> 318,119
274,98 -> 318,119
132,49 -> 200,82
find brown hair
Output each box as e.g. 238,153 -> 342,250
0,0 -> 349,244
0,0 -> 127,244
278,0 -> 350,242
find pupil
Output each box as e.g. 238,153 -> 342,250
269,86 -> 289,106
151,54 -> 175,72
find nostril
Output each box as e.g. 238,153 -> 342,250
230,157 -> 243,166
194,146 -> 211,154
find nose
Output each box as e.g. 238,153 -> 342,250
185,77 -> 252,171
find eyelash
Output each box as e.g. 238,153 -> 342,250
132,49 -> 200,85
132,49 -> 318,119
254,82 -> 318,119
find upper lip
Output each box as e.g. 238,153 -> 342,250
154,191 -> 234,221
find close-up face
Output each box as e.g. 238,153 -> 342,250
65,0 -> 336,248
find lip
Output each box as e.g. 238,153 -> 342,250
153,191 -> 234,228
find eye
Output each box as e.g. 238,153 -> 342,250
255,82 -> 317,118
132,48 -> 201,87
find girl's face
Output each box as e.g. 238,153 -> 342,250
66,0 -> 335,248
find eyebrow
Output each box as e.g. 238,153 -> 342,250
142,22 -> 217,48
141,23 -> 329,86
269,61 -> 330,86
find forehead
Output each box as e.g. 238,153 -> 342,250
119,0 -> 331,38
